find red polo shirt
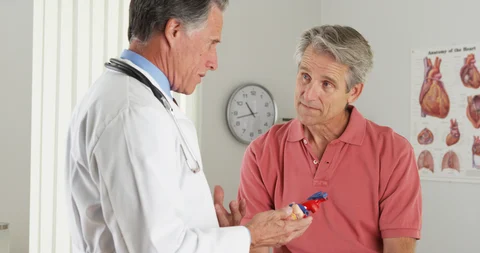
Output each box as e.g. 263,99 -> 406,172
238,106 -> 422,253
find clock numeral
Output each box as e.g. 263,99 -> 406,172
236,121 -> 240,126
267,112 -> 272,117
250,91 -> 256,96
250,132 -> 254,137
258,129 -> 262,134
265,102 -> 269,107
243,94 -> 248,99
242,129 -> 246,133
264,122 -> 268,127
237,101 -> 243,106
233,111 -> 238,116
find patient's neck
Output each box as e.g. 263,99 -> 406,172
303,109 -> 350,157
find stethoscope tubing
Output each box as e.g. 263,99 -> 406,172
104,58 -> 201,173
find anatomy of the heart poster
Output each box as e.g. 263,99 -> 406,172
411,43 -> 480,182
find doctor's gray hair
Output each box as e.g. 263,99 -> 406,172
294,25 -> 373,91
128,0 -> 229,43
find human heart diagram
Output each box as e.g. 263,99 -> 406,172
417,150 -> 434,173
417,127 -> 434,145
446,119 -> 460,146
441,150 -> 460,172
472,136 -> 480,169
460,54 -> 480,89
466,95 -> 480,128
419,57 -> 450,119
411,44 -> 480,179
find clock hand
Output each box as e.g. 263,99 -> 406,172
245,102 -> 256,118
237,112 -> 258,119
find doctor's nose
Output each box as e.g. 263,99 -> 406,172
206,51 -> 218,71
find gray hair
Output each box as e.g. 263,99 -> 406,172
294,25 -> 373,91
128,0 -> 229,43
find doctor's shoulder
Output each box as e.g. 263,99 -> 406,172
88,71 -> 171,116
76,71 -> 176,140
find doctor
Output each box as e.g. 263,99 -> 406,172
65,0 -> 313,252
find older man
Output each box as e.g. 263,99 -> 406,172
238,25 -> 422,253
65,1 -> 312,252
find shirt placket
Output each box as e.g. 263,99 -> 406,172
307,140 -> 342,187
301,138 -> 319,177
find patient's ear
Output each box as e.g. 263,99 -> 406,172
347,83 -> 364,104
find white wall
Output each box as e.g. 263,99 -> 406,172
200,0 -> 322,203
0,0 -> 33,252
320,1 -> 480,252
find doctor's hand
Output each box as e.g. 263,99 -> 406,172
245,205 -> 313,249
213,185 -> 247,227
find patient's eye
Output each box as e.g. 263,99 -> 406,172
322,81 -> 332,87
302,73 -> 311,82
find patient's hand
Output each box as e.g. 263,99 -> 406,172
213,185 -> 247,227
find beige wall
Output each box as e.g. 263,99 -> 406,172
0,0 -> 33,252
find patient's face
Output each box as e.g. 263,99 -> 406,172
294,45 -> 359,126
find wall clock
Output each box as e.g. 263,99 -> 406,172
226,83 -> 278,144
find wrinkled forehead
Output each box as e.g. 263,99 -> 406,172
196,5 -> 223,39
300,46 -> 349,76
303,44 -> 336,61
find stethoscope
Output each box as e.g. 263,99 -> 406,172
104,58 -> 201,173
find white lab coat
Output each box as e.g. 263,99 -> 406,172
65,59 -> 251,253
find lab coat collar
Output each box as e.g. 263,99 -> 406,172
114,58 -> 187,120
120,49 -> 173,100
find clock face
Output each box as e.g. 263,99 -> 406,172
226,84 -> 277,144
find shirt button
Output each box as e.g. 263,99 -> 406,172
303,139 -> 307,145
313,160 -> 318,165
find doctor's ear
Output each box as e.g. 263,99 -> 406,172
164,18 -> 184,47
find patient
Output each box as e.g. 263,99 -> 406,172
237,25 -> 422,253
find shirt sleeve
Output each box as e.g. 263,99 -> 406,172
378,137 -> 422,239
237,143 -> 274,225
92,103 -> 251,253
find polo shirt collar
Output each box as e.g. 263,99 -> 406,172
287,105 -> 366,146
